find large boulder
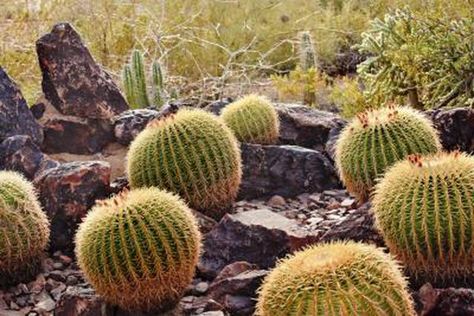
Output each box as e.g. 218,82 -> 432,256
430,107 -> 474,154
0,135 -> 59,179
34,161 -> 111,254
36,23 -> 128,119
0,67 -> 43,144
239,143 -> 340,200
198,209 -> 319,279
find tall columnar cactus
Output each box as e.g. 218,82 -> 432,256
127,109 -> 242,219
299,31 -> 317,105
335,106 -> 441,202
256,241 -> 415,316
0,171 -> 50,286
221,95 -> 280,144
373,151 -> 474,284
75,188 -> 201,312
122,50 -> 166,109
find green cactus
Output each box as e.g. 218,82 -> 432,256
256,241 -> 416,316
373,151 -> 474,285
335,106 -> 441,202
122,50 -> 166,109
127,108 -> 242,219
299,31 -> 317,105
0,171 -> 50,286
75,187 -> 201,312
221,95 -> 280,144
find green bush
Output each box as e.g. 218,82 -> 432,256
75,188 -> 201,312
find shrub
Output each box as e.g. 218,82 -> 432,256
373,151 -> 474,285
127,109 -> 241,219
256,241 -> 415,316
0,171 -> 50,286
75,188 -> 201,312
329,76 -> 367,118
221,95 -> 280,144
335,106 -> 440,201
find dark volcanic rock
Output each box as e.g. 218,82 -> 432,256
417,283 -> 474,316
113,109 -> 159,145
275,103 -> 346,151
36,23 -> 128,119
239,143 -> 340,200
0,135 -> 59,179
34,161 -> 111,254
205,98 -> 234,115
0,67 -> 43,144
430,107 -> 474,154
42,116 -> 114,154
199,209 -> 319,279
55,286 -> 105,316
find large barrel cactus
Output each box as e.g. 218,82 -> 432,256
373,151 -> 474,284
256,241 -> 415,316
335,106 -> 440,201
0,171 -> 50,286
75,188 -> 201,312
127,108 -> 242,219
221,94 -> 280,144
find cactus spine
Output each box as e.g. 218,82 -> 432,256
75,188 -> 201,312
0,171 -> 50,286
122,50 -> 166,109
335,106 -> 441,202
221,95 -> 280,144
373,151 -> 474,285
256,241 -> 415,316
127,109 -> 242,219
299,31 -> 317,105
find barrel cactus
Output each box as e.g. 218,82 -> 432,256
373,151 -> 474,284
127,108 -> 241,219
335,106 -> 440,202
75,188 -> 201,312
256,241 -> 415,316
221,95 -> 280,144
0,171 -> 50,286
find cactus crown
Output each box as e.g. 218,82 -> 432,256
335,105 -> 441,201
373,151 -> 474,285
122,49 -> 166,109
0,171 -> 50,286
75,187 -> 201,312
127,108 -> 242,219
298,31 -> 317,71
221,94 -> 280,144
256,241 -> 415,316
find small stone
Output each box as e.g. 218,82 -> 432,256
59,255 -> 73,266
65,275 -> 78,286
198,312 -> 225,316
326,201 -> 340,210
52,262 -> 64,270
194,282 -> 209,295
50,283 -> 66,301
34,295 -> 56,312
47,270 -> 66,282
10,301 -> 20,310
267,195 -> 286,207
28,274 -> 46,294
340,198 -> 356,208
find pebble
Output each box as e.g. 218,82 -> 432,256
194,282 -> 209,295
267,195 -> 286,207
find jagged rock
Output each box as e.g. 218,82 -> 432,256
34,161 -> 111,254
205,98 -> 234,115
198,209 -> 319,279
430,107 -> 474,154
42,116 -> 114,154
113,109 -> 159,145
36,23 -> 128,119
320,202 -> 384,246
275,103 -> 346,151
0,135 -> 59,179
0,67 -> 43,145
416,283 -> 474,316
55,287 -> 105,316
239,143 -> 340,200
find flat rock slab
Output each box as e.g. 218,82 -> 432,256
0,67 -> 43,145
198,209 -> 319,279
239,143 -> 340,200
36,23 -> 128,119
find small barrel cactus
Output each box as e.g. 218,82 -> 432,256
75,188 -> 201,312
0,171 -> 50,286
221,95 -> 280,144
127,108 -> 242,219
335,106 -> 440,202
373,151 -> 474,284
256,241 -> 415,316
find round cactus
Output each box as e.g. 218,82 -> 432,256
256,241 -> 415,316
221,95 -> 280,144
0,171 -> 50,286
335,106 -> 440,202
75,188 -> 201,312
127,108 -> 242,219
373,151 -> 474,284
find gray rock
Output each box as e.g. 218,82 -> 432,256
0,67 -> 43,145
113,109 -> 160,145
55,286 -> 105,316
239,143 -> 340,200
